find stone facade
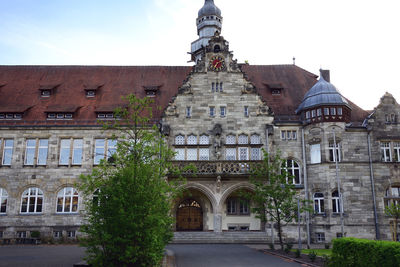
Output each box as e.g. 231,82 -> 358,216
0,0 -> 399,245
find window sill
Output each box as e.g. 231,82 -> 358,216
19,213 -> 43,216
294,185 -> 304,189
55,212 -> 79,216
226,214 -> 251,217
313,213 -> 327,217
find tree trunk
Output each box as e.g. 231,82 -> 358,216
395,218 -> 398,241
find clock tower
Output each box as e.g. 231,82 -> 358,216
191,0 -> 223,62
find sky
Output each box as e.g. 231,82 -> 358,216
0,0 -> 399,111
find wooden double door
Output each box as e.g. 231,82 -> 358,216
176,199 -> 203,231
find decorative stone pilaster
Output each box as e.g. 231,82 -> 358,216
213,213 -> 222,232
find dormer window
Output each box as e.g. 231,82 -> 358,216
0,113 -> 23,120
267,83 -> 284,95
86,90 -> 96,97
45,105 -> 79,120
143,85 -> 160,97
41,90 -> 51,97
39,84 -> 59,98
96,113 -> 119,119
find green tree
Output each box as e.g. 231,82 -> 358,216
385,203 -> 400,241
248,151 -> 310,250
78,94 -> 182,267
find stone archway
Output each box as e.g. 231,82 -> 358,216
176,199 -> 203,231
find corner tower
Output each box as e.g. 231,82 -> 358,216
191,0 -> 223,62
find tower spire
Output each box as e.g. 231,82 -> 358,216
190,0 -> 223,62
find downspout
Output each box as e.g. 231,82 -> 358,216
367,129 -> 380,239
265,125 -> 274,246
301,128 -> 311,247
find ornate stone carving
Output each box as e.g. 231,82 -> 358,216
242,83 -> 256,94
165,104 -> 178,117
256,99 -> 272,116
216,175 -> 222,193
212,124 -> 222,136
178,82 -> 192,95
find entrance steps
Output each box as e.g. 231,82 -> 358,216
172,231 -> 270,244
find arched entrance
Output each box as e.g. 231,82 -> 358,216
176,199 -> 203,231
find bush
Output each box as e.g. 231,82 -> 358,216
295,249 -> 301,258
330,237 -> 400,267
322,254 -> 330,267
269,243 -> 275,250
284,243 -> 293,253
30,231 -> 40,238
309,251 -> 317,262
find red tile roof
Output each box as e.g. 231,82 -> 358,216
0,65 -> 368,126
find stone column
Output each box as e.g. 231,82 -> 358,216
213,213 -> 222,232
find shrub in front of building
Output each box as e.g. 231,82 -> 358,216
330,237 -> 400,267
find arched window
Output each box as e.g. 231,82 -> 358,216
187,135 -> 197,145
175,135 -> 185,145
56,187 -> 79,213
214,45 -> 221,53
282,159 -> 301,185
199,135 -> 209,145
0,188 -> 8,213
226,135 -> 236,145
313,192 -> 324,214
332,191 -> 341,213
238,134 -> 248,145
384,186 -> 400,207
21,187 -> 43,213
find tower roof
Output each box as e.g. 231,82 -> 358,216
296,70 -> 349,113
198,0 -> 221,17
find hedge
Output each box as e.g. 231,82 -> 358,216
330,237 -> 400,267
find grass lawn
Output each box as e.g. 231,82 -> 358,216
292,249 -> 332,256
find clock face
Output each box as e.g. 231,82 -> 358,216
209,55 -> 226,72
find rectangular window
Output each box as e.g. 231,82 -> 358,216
329,142 -> 341,162
250,148 -> 260,160
337,107 -> 343,116
17,231 -> 27,238
25,139 -> 36,165
219,82 -> 223,92
186,107 -> 191,118
286,131 -> 292,140
220,106 -> 226,117
37,139 -> 48,165
281,131 -> 286,140
199,148 -> 209,160
186,148 -> 197,160
209,107 -> 215,117
317,108 -> 322,116
238,147 -> 249,160
381,142 -> 392,162
59,139 -> 71,165
174,148 -> 185,160
67,231 -> 76,238
107,139 -> 117,160
0,231 -> 3,238
316,233 -> 325,243
292,131 -> 297,140
311,110 -> 316,118
310,144 -> 321,164
330,108 -> 336,116
2,139 -> 14,165
226,148 -> 236,160
211,82 -> 215,92
239,199 -> 249,214
72,139 -> 83,165
94,139 -> 105,165
53,231 -> 63,238
394,142 -> 400,162
244,106 -> 249,117
305,111 -> 310,119
227,199 -> 236,214
324,108 -> 329,116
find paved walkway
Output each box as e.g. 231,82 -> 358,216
0,245 -> 85,267
167,244 -> 303,267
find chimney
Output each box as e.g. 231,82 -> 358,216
320,69 -> 330,82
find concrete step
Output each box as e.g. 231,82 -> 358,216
171,231 -> 270,244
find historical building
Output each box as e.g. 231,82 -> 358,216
0,0 -> 399,244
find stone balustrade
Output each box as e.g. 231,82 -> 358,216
170,160 -> 263,175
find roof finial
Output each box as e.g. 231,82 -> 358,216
293,57 -> 296,65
